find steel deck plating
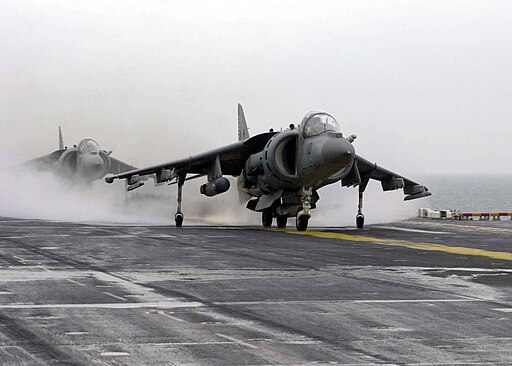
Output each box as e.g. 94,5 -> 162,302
0,217 -> 510,365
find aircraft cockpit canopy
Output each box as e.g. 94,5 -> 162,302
78,139 -> 100,155
301,112 -> 341,138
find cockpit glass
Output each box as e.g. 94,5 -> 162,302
78,139 -> 100,154
302,113 -> 340,137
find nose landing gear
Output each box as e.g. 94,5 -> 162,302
296,187 -> 312,231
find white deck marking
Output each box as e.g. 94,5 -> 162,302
65,331 -> 89,335
100,352 -> 130,357
102,292 -> 128,301
1,235 -> 70,238
0,220 -> 39,223
215,298 -> 482,306
404,363 -> 505,366
157,310 -> 184,322
204,235 -> 236,238
494,308 -> 512,313
152,341 -> 236,346
0,301 -> 202,309
89,235 -> 136,238
66,279 -> 84,286
322,363 -> 501,366
373,226 -> 449,234
216,333 -> 258,349
282,340 -> 322,345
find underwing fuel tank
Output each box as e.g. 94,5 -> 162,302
200,177 -> 231,197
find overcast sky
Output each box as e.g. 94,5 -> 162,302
1,0 -> 511,174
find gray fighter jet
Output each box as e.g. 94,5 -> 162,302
105,105 -> 431,230
26,127 -> 136,185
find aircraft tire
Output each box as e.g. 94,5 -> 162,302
296,215 -> 309,231
276,216 -> 288,228
356,214 -> 364,229
262,208 -> 273,228
175,212 -> 184,227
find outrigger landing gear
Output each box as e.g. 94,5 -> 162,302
296,187 -> 312,231
175,174 -> 185,227
175,212 -> 184,227
356,190 -> 365,229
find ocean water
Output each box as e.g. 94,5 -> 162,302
417,174 -> 512,212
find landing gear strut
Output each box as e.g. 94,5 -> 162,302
296,187 -> 312,231
356,190 -> 365,229
175,174 -> 185,227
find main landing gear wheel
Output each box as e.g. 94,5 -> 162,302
262,208 -> 273,228
175,212 -> 184,227
296,215 -> 309,231
276,216 -> 288,228
356,214 -> 364,229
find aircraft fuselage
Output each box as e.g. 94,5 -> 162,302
238,112 -> 356,218
55,139 -> 110,184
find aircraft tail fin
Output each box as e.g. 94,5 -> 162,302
238,103 -> 250,141
58,126 -> 64,150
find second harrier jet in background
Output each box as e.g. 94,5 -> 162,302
105,105 -> 431,230
27,127 -> 136,185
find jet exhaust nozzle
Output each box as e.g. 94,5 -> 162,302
200,177 -> 230,197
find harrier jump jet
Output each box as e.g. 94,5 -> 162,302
26,127 -> 136,185
105,105 -> 431,230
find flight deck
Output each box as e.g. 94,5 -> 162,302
0,217 -> 510,365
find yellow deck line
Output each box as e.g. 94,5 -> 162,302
280,229 -> 512,261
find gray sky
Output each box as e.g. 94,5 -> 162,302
1,0 -> 511,174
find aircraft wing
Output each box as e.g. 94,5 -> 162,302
105,132 -> 276,185
348,155 -> 431,201
108,156 -> 137,175
24,150 -> 65,172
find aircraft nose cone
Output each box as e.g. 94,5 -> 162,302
82,155 -> 105,174
322,138 -> 355,166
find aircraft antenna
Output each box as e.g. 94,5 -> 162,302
58,126 -> 64,150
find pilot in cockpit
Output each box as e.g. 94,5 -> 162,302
78,139 -> 100,155
301,112 -> 341,138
